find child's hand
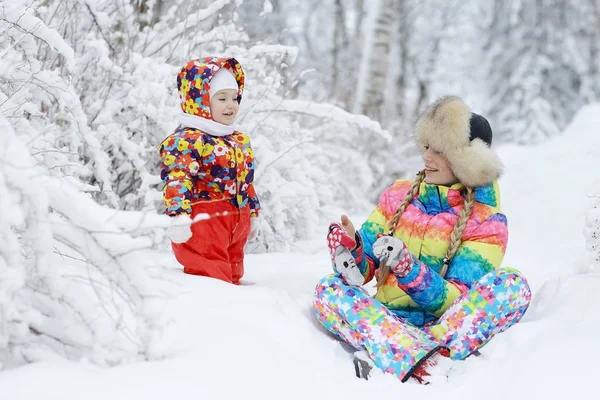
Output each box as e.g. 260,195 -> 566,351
327,218 -> 363,286
167,214 -> 193,243
372,235 -> 413,277
340,215 -> 356,239
327,219 -> 357,258
248,217 -> 259,241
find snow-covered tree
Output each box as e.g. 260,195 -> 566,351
484,0 -> 600,144
0,115 -> 172,368
578,0 -> 600,104
0,1 -> 183,368
354,0 -> 393,122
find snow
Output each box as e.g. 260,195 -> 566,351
247,44 -> 299,65
261,0 -> 274,16
2,2 -> 75,69
499,104 -> 600,282
2,105 -> 600,398
277,99 -> 391,141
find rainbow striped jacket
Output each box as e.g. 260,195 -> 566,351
352,179 -> 508,326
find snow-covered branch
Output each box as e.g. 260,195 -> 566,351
273,99 -> 391,141
0,1 -> 75,68
0,115 -> 171,368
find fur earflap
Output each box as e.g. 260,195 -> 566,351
414,96 -> 503,187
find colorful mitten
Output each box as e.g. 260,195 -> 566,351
332,246 -> 365,286
372,235 -> 414,277
327,223 -> 363,286
327,222 -> 357,257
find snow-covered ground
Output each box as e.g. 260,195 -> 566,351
2,106 -> 600,399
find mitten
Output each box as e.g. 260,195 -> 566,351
327,222 -> 357,258
372,235 -> 413,277
333,246 -> 365,286
248,217 -> 259,241
327,223 -> 363,285
167,214 -> 193,243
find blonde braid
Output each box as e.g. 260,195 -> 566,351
376,170 -> 426,288
439,187 -> 475,278
387,170 -> 426,236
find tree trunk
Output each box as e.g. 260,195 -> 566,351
133,0 -> 163,29
394,0 -> 411,120
360,0 -> 394,122
332,0 -> 346,101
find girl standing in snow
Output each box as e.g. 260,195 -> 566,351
159,57 -> 260,285
314,96 -> 531,384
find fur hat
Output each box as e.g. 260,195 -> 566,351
414,95 -> 503,187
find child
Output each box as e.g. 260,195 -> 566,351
315,95 -> 531,383
159,57 -> 260,285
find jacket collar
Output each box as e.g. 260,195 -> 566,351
416,181 -> 500,212
179,112 -> 237,137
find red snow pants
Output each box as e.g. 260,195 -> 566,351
172,200 -> 251,284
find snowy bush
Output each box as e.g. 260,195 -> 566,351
0,0 -> 202,369
0,116 -> 173,368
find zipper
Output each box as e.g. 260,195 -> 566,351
223,136 -> 241,207
225,136 -> 242,242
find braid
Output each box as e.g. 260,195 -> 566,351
439,187 -> 475,278
376,170 -> 426,288
388,170 -> 426,235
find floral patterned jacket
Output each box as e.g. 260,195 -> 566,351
159,57 -> 260,217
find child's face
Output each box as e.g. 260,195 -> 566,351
209,89 -> 239,125
422,147 -> 458,186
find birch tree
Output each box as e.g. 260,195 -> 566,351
354,0 -> 394,122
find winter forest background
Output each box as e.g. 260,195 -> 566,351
1,0 -> 600,379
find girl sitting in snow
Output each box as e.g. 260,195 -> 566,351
159,57 -> 260,285
314,95 -> 531,384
